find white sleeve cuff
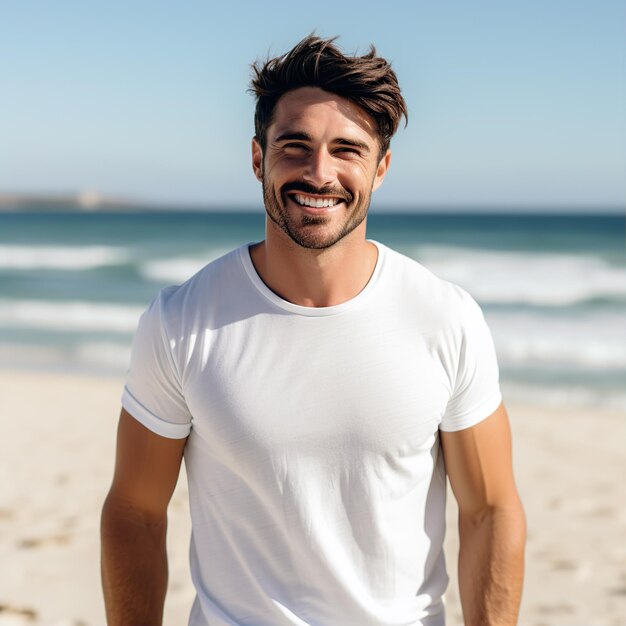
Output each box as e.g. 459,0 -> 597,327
121,386 -> 191,439
439,388 -> 502,432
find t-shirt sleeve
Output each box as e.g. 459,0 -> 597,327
440,289 -> 502,432
121,288 -> 192,439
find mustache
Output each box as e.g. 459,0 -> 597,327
281,181 -> 353,203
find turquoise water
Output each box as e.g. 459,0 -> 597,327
1,209 -> 624,409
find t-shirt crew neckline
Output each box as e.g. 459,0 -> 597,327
239,240 -> 385,317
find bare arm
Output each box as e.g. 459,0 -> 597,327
441,402 -> 526,626
101,408 -> 187,625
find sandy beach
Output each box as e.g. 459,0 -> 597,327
1,370 -> 625,626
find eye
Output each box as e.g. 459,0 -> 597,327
283,142 -> 309,152
335,147 -> 361,157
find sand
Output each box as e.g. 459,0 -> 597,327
1,370 -> 625,626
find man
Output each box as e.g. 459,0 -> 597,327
101,35 -> 526,626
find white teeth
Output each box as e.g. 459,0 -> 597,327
294,194 -> 340,208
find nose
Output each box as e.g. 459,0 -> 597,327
301,147 -> 336,188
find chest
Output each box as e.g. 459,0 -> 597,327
181,310 -> 452,462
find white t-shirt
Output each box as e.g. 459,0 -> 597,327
122,241 -> 502,626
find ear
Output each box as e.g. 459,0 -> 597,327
252,137 -> 263,182
371,150 -> 391,192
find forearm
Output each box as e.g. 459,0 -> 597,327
101,495 -> 169,625
458,501 -> 526,626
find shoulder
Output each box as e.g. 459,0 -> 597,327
376,242 -> 482,330
164,245 -> 245,300
137,245 -> 248,339
154,245 -> 246,312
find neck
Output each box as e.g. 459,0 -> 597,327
249,220 -> 378,307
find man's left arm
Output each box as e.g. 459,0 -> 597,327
440,401 -> 526,626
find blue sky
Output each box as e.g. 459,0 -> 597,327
1,0 -> 625,210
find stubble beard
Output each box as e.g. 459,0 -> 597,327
262,177 -> 372,250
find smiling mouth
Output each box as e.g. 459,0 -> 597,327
287,192 -> 346,209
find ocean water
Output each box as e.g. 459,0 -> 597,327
0,209 -> 624,410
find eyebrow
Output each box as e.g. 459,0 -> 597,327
334,137 -> 370,153
273,131 -> 371,153
274,131 -> 312,143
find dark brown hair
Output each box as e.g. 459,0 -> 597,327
250,35 -> 408,159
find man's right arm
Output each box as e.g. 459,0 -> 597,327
101,408 -> 187,625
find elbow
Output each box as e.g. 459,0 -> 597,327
101,494 -> 168,565
499,493 -> 527,537
461,495 -> 527,541
101,492 -> 167,538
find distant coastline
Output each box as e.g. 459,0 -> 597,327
0,191 -> 143,212
0,191 -> 623,215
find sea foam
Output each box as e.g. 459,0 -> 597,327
0,245 -> 130,270
0,300 -> 143,333
138,248 -> 233,284
413,245 -> 626,305
486,310 -> 626,368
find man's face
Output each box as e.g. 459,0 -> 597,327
252,87 -> 391,250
